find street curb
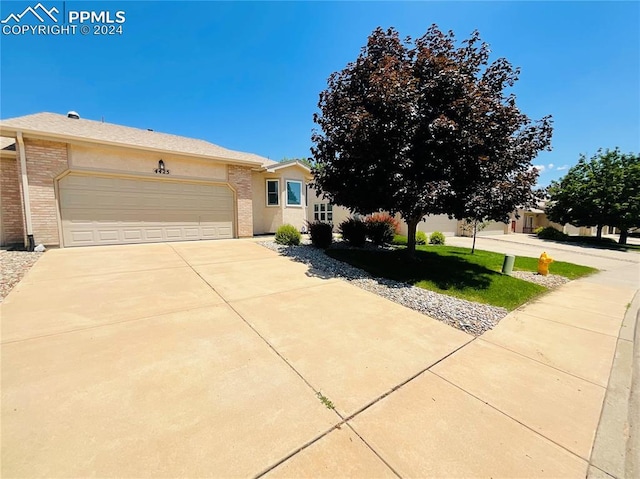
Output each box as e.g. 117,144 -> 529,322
626,290 -> 640,479
589,289 -> 640,478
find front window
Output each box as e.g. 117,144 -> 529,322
266,180 -> 279,206
313,203 -> 333,222
286,180 -> 302,206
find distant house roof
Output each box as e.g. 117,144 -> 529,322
259,159 -> 312,174
0,112 -> 271,166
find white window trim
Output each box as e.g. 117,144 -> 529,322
285,180 -> 303,207
313,202 -> 333,222
266,179 -> 279,207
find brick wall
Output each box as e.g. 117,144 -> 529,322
228,165 -> 253,237
20,140 -> 69,246
0,158 -> 25,245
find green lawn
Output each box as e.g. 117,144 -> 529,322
327,244 -> 597,310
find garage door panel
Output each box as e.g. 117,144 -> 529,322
69,231 -> 95,244
183,228 -> 201,238
98,230 -> 120,242
201,225 -> 233,239
59,175 -> 235,247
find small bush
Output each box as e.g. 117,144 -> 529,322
307,221 -> 333,248
537,226 -> 569,241
275,224 -> 301,246
429,231 -> 446,245
533,226 -> 545,235
415,231 -> 427,245
339,218 -> 367,247
392,234 -> 407,245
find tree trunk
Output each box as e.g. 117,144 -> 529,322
618,229 -> 628,245
471,221 -> 478,254
596,225 -> 603,239
406,218 -> 418,258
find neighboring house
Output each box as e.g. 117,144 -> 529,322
509,202 -> 594,236
0,112 -> 311,248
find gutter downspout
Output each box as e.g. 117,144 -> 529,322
16,132 -> 35,251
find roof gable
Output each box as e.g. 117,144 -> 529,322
262,159 -> 312,174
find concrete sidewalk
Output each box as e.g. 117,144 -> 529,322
1,239 -> 637,477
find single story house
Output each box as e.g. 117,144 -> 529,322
0,112 -> 311,248
0,111 -> 598,249
509,202 -> 594,236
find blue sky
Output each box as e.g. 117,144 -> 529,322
1,1 -> 638,186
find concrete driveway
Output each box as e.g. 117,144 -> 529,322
2,240 -> 471,477
1,239 -> 636,477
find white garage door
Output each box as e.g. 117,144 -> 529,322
59,174 -> 234,247
417,214 -> 459,235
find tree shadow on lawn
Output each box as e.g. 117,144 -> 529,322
326,248 -> 494,292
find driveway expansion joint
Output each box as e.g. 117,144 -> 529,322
0,301 -> 223,345
429,370 -> 591,462
479,338 -> 609,389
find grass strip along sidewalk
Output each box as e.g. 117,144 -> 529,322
327,241 -> 596,310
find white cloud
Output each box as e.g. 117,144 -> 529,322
556,165 -> 569,171
532,164 -> 546,173
547,163 -> 554,170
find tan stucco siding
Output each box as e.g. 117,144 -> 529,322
252,172 -> 282,234
307,188 -> 351,231
69,144 -> 228,181
252,167 -> 309,234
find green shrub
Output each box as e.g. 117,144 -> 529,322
533,226 -> 545,235
415,231 -> 427,245
307,221 -> 333,248
537,226 -> 569,241
365,214 -> 396,245
275,224 -> 301,246
429,231 -> 446,245
339,218 -> 367,247
392,234 -> 408,245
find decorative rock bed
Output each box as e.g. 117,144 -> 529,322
260,240 -> 569,336
0,251 -> 43,302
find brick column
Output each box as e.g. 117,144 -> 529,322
228,165 -> 253,237
0,158 -> 26,245
20,139 -> 69,246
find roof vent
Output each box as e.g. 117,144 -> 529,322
67,111 -> 80,119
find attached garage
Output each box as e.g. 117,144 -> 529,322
59,174 -> 235,247
398,214 -> 459,236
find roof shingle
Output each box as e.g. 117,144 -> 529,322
0,112 -> 270,166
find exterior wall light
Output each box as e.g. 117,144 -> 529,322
154,159 -> 170,174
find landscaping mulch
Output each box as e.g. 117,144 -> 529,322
261,241 -> 507,336
261,240 -> 574,337
0,251 -> 43,302
510,271 -> 570,288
